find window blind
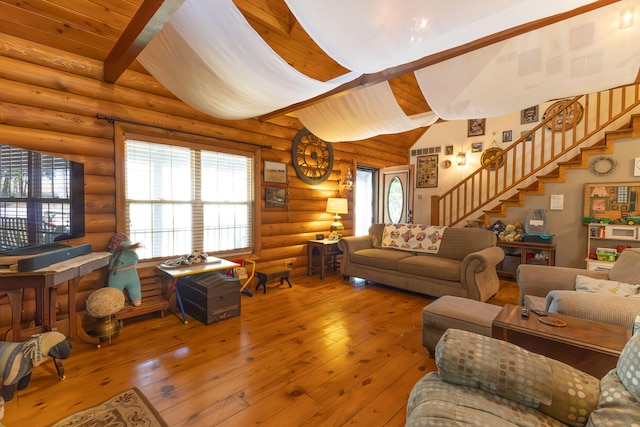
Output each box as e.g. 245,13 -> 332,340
125,139 -> 254,259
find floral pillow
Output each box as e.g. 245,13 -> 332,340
575,275 -> 640,297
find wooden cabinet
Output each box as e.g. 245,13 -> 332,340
497,241 -> 556,279
586,223 -> 640,270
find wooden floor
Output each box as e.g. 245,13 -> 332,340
4,273 -> 517,426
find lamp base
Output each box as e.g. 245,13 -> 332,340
330,215 -> 344,237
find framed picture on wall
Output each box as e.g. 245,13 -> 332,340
264,161 -> 287,183
502,130 -> 512,143
265,186 -> 286,208
520,105 -> 539,124
416,155 -> 438,188
445,145 -> 454,155
467,118 -> 485,137
471,142 -> 483,152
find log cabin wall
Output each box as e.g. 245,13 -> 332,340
0,33 -> 411,330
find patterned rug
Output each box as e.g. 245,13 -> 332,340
49,388 -> 168,427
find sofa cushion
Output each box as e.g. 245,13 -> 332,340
586,369 -> 640,427
350,248 -> 413,270
436,329 -> 599,426
398,255 -> 460,281
368,223 -> 385,248
608,247 -> 640,284
616,329 -> 640,402
437,227 -> 496,261
406,372 -> 567,427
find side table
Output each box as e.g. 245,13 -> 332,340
492,304 -> 631,377
307,239 -> 342,280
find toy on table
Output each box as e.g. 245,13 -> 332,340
107,232 -> 142,306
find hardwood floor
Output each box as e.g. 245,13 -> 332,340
5,274 -> 517,426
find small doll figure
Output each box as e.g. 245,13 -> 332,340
107,232 -> 142,306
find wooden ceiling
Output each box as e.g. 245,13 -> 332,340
0,0 -> 629,150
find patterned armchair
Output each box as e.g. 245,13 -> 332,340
406,329 -> 640,426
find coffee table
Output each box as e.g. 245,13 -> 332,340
492,304 -> 632,378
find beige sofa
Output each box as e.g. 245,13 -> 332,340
338,224 -> 504,301
407,328 -> 640,426
517,248 -> 640,328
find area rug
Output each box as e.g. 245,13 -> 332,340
49,388 -> 168,427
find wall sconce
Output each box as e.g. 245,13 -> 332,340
326,197 -> 348,237
456,152 -> 467,166
343,168 -> 353,190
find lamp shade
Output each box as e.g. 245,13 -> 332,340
326,198 -> 348,214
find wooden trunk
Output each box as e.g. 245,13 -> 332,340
177,273 -> 241,325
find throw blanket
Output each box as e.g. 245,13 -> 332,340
381,224 -> 447,254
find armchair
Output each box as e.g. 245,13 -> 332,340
516,248 -> 640,328
406,328 -> 640,426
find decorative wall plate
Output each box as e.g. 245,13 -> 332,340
441,160 -> 452,169
481,147 -> 505,170
543,100 -> 584,132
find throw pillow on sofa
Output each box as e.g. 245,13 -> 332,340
574,275 -> 640,297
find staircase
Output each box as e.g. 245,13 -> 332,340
430,83 -> 640,227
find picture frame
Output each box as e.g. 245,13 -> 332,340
416,154 -> 438,188
445,145 -> 454,155
467,118 -> 485,137
264,160 -> 287,183
521,130 -> 533,142
471,142 -> 483,153
520,105 -> 539,124
265,186 -> 286,208
502,130 -> 512,143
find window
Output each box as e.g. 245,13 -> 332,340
124,139 -> 254,260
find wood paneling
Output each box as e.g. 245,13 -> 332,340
0,34 -> 410,331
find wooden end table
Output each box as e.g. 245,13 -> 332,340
307,239 -> 342,280
492,304 -> 632,378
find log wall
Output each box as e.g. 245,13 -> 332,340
0,33 -> 411,330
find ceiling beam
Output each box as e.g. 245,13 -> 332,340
103,0 -> 185,83
259,0 -> 620,121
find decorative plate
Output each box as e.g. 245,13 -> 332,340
442,160 -> 452,169
543,99 -> 584,132
481,147 -> 505,170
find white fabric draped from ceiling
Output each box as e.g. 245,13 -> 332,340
138,0 -> 639,141
284,0 -> 595,74
414,2 -> 640,120
295,82 -> 438,142
137,0 -> 359,120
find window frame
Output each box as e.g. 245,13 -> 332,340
114,123 -> 260,262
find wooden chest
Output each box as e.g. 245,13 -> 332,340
177,272 -> 241,325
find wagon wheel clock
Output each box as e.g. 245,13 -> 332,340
291,128 -> 334,185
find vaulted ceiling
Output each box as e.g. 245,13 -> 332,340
0,0 -> 636,150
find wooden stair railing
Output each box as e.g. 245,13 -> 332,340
431,83 -> 640,226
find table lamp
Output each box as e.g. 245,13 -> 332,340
326,198 -> 348,237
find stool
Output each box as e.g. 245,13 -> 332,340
255,267 -> 292,294
86,287 -> 125,347
422,295 -> 502,357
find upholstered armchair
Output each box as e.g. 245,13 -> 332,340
516,248 -> 640,328
406,328 -> 640,426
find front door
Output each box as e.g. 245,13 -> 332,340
380,165 -> 413,224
